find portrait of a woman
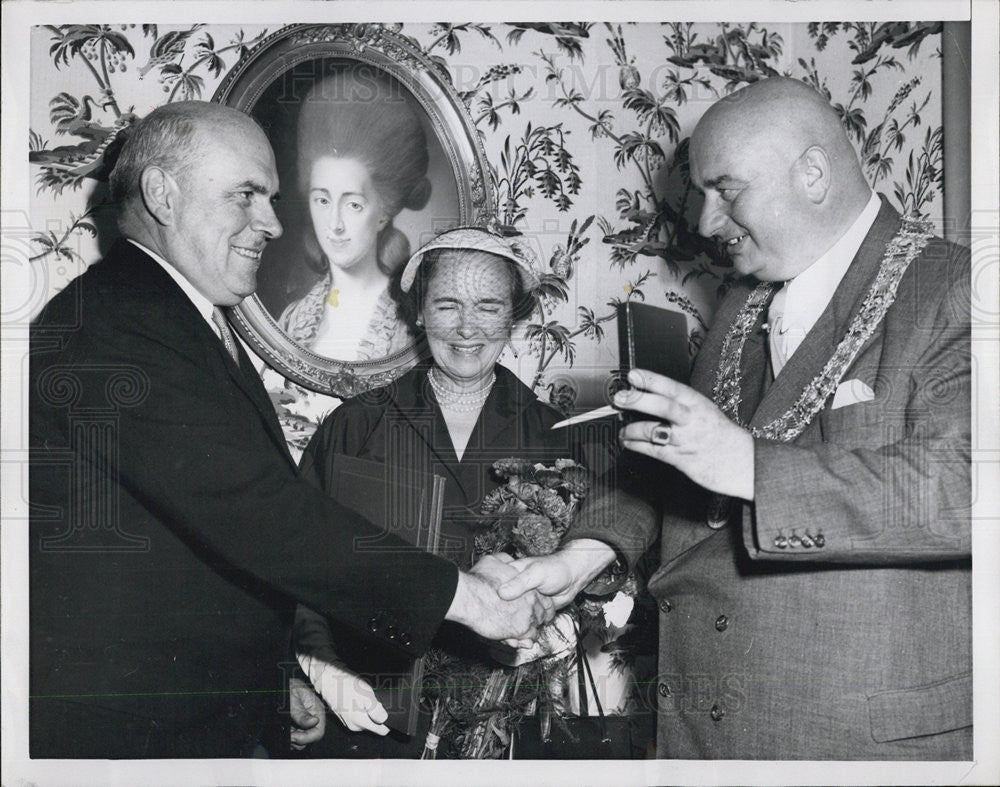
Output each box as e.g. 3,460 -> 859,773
280,65 -> 432,362
293,227 -> 610,758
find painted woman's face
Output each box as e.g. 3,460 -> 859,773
308,156 -> 387,274
420,252 -> 515,389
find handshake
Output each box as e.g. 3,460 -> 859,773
290,539 -> 616,747
445,538 -> 618,647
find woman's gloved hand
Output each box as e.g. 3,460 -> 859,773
296,646 -> 390,736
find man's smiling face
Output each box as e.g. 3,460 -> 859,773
165,120 -> 283,306
690,118 -> 810,283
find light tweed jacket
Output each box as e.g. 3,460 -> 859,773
568,197 -> 972,759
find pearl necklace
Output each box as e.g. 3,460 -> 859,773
428,367 -> 496,412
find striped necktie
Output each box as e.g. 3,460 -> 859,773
767,283 -> 806,378
212,307 -> 240,366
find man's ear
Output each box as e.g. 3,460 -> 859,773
798,146 -> 831,204
139,166 -> 179,226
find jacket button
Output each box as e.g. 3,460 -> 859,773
715,614 -> 729,632
774,535 -> 788,549
814,533 -> 825,548
658,599 -> 672,614
657,682 -> 671,698
710,704 -> 725,722
801,534 -> 814,548
400,632 -> 412,647
788,534 -> 802,547
386,625 -> 396,640
367,616 -> 379,633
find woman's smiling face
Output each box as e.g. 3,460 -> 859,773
420,251 -> 516,390
308,156 -> 386,274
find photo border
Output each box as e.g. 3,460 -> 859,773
2,2 -> 996,786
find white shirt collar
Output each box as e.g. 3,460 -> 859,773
776,190 -> 881,336
127,238 -> 217,330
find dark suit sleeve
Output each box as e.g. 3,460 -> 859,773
297,406 -> 340,490
563,449 -> 664,580
297,417 -> 327,489
748,248 -> 971,564
47,315 -> 457,657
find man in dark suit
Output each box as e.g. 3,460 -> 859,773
29,101 -> 549,758
501,77 -> 971,759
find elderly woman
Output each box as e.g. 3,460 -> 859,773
292,227 -> 594,758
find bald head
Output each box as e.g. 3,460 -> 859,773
690,77 -> 873,281
695,78 -> 862,181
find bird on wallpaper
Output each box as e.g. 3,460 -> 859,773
667,42 -> 722,68
48,92 -> 116,135
666,31 -> 779,82
505,23 -> 592,39
30,94 -> 138,180
505,23 -> 592,60
850,22 -> 944,64
137,25 -> 203,78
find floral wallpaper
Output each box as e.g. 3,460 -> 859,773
28,21 -> 947,421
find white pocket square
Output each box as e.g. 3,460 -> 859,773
831,379 -> 875,410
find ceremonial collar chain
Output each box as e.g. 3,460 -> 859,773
428,366 -> 496,412
712,215 -> 934,443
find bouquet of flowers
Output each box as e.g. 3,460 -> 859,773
420,458 -> 635,759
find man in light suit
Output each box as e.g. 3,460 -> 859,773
501,77 -> 971,759
29,101 -> 550,758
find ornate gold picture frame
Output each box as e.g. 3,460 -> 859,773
213,23 -> 494,396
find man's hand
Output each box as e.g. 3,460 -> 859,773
615,368 -> 755,500
496,538 -> 617,609
289,675 -> 326,751
297,649 -> 389,737
488,610 -> 577,667
445,554 -> 554,646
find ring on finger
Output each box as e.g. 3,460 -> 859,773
650,422 -> 673,446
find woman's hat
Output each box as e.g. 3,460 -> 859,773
399,226 -> 542,294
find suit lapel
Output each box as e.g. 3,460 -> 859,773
225,333 -> 292,460
749,197 -> 902,429
477,367 -> 522,455
384,366 -> 526,505
115,241 -> 293,464
387,367 -> 469,495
